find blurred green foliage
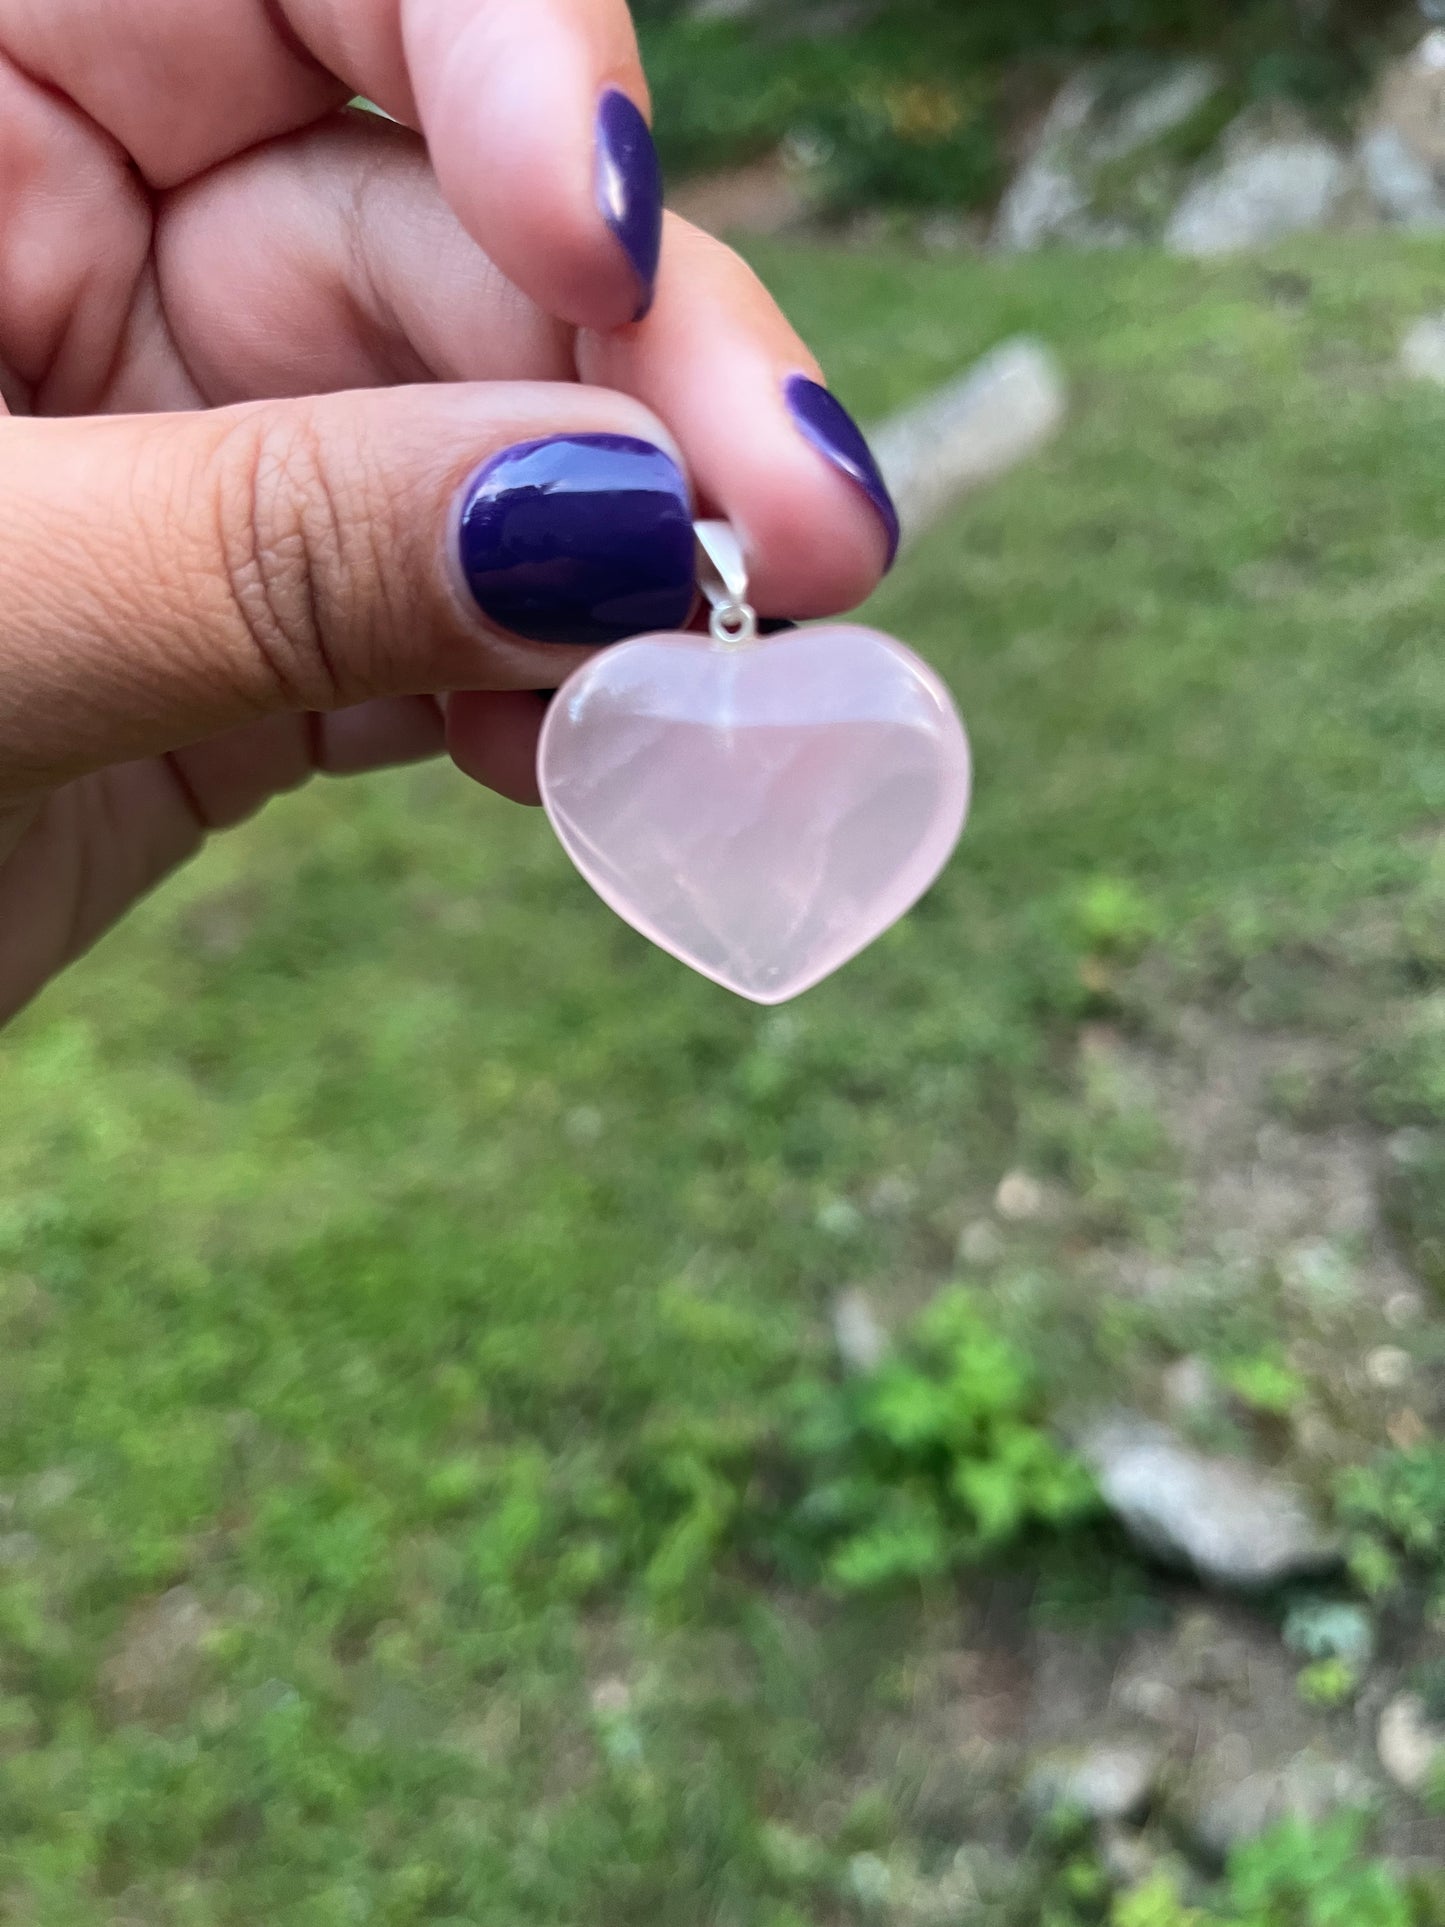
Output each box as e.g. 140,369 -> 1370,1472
636,0 -> 1410,211
776,1290 -> 1099,1588
1338,1443 -> 1445,1607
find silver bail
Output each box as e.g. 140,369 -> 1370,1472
694,520 -> 758,646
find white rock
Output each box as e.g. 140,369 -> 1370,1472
1378,1693 -> 1445,1793
994,1169 -> 1048,1223
1365,1346 -> 1412,1390
871,339 -> 1067,545
1026,1741 -> 1161,1823
1359,129 -> 1445,230
832,1289 -> 889,1374
1166,128 -> 1351,257
1079,1416 -> 1340,1589
1401,314 -> 1445,386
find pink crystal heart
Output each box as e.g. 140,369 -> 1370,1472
537,624 -> 972,1004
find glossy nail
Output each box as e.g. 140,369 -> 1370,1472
456,434 -> 695,648
596,89 -> 664,323
783,375 -> 900,570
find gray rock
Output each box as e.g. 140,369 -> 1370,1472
1166,123 -> 1351,257
994,62 -> 1219,252
1400,314 -> 1445,386
871,340 -> 1067,547
1025,1740 -> 1162,1824
1359,129 -> 1445,230
1359,33 -> 1445,229
1080,1416 -> 1340,1589
1161,1355 -> 1220,1422
832,1289 -> 889,1374
993,75 -> 1095,253
1187,1753 -> 1378,1862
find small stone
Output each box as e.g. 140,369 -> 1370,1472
1378,1693 -> 1445,1792
101,1587 -> 215,1720
832,1289 -> 889,1375
1166,123 -> 1351,257
1025,1741 -> 1162,1824
1162,1356 -> 1220,1421
1365,1346 -> 1412,1391
1386,1288 -> 1426,1330
958,1219 -> 1005,1267
1401,315 -> 1445,386
1079,1416 -> 1340,1590
995,1170 -> 1047,1223
590,1677 -> 632,1718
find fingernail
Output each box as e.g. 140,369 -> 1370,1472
783,375 -> 900,571
596,89 -> 664,323
456,434 -> 695,647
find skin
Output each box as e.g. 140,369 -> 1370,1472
0,0 -> 890,1025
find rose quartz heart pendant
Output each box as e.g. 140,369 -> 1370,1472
538,624 -> 972,1004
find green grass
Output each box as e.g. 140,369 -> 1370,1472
6,235 -> 1445,1920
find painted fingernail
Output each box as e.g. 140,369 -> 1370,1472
456,434 -> 695,648
783,375 -> 900,570
596,89 -> 664,323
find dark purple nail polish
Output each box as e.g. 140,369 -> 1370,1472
456,434 -> 695,648
783,375 -> 900,570
596,89 -> 663,323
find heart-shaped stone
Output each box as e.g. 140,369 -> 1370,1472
538,624 -> 971,1004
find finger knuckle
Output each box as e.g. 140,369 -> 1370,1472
214,408 -> 357,712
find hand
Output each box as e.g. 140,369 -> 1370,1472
0,0 -> 900,1023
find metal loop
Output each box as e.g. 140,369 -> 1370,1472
696,519 -> 760,649
710,602 -> 758,647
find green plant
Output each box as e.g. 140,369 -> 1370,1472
1220,1352 -> 1307,1417
1049,1814 -> 1428,1925
776,1290 -> 1099,1591
1228,1812 -> 1416,1927
1337,1444 -> 1445,1605
1295,1656 -> 1359,1708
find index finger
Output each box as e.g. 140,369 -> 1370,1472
0,0 -> 660,331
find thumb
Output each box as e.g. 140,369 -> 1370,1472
0,384 -> 697,801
